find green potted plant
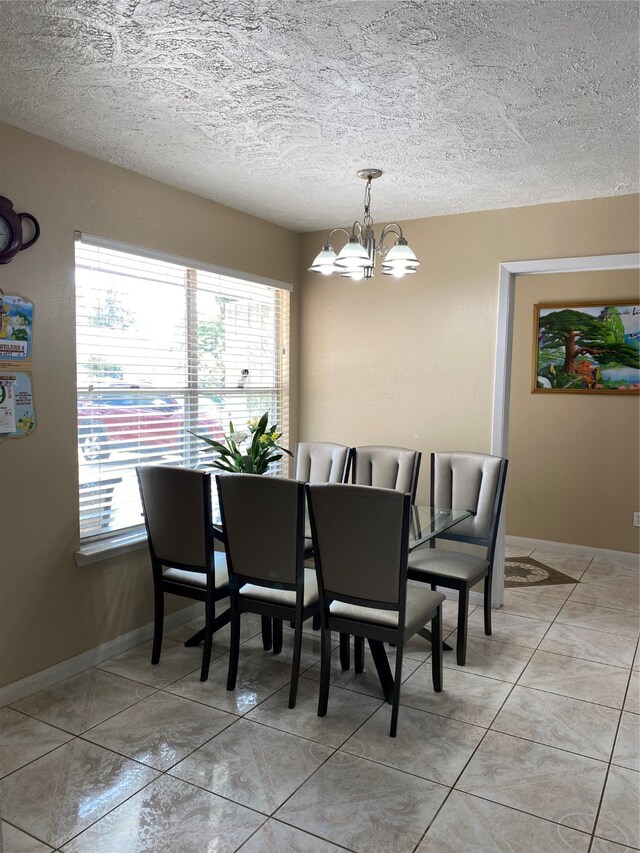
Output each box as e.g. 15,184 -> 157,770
191,411 -> 292,474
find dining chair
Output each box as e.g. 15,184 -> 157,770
216,473 -> 320,708
136,465 -> 231,682
307,483 -> 445,737
345,444 -> 422,670
407,451 -> 508,665
294,441 -> 352,485
351,444 -> 421,502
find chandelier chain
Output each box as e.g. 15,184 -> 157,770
363,178 -> 373,229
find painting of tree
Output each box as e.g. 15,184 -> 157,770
534,302 -> 640,393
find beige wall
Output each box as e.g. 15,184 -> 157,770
0,123 -> 300,687
299,194 -> 639,548
509,270 -> 639,551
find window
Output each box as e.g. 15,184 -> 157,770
75,235 -> 290,543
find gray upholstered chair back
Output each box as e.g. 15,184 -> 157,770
295,441 -> 351,484
137,465 -> 210,569
307,483 -> 408,605
216,473 -> 302,586
431,452 -> 507,544
352,445 -> 421,501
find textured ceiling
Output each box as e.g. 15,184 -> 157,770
0,0 -> 638,231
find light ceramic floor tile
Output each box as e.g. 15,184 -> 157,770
501,588 -> 568,621
539,623 -> 638,668
398,630 -> 437,663
588,554 -> 640,574
491,685 -> 620,761
466,609 -> 551,648
634,644 -> 640,671
83,690 -> 236,770
595,765 -> 640,849
580,562 -> 640,586
519,650 -> 630,709
96,638 -> 206,688
303,646 -> 422,699
1,821 -> 54,852
439,600 -> 478,632
276,751 -> 448,853
569,581 -> 640,615
238,819 -> 345,852
170,718 -> 333,814
0,739 -> 158,848
444,632 -> 535,683
612,712 -> 640,772
59,774 -> 264,853
504,536 -> 539,557
415,790 -> 590,853
591,839 -> 639,853
341,703 -> 485,785
456,730 -> 608,834
246,676 -> 382,748
555,601 -> 640,638
624,670 -> 640,714
400,664 -> 513,727
0,708 -> 73,777
527,550 -> 592,580
165,652 -> 292,714
10,669 -> 155,735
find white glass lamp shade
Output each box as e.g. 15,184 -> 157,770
340,269 -> 365,280
309,245 -> 338,275
333,236 -> 371,271
381,238 -> 420,276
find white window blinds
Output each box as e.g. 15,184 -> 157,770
75,235 -> 290,542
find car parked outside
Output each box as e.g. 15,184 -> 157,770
77,387 -> 225,461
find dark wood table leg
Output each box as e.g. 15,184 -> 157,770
417,627 -> 452,651
368,639 -> 394,704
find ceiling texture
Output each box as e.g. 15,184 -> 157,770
0,0 -> 638,232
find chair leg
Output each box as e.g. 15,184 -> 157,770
456,586 -> 470,666
354,636 -> 365,673
200,595 -> 214,682
431,605 -> 443,692
484,572 -> 492,635
339,633 -> 351,670
389,641 -> 404,737
318,624 -> 332,717
273,618 -> 283,655
151,584 -> 164,665
227,606 -> 241,691
288,615 -> 304,709
312,612 -> 321,631
261,615 -> 272,651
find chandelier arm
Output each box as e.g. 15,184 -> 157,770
379,223 -> 404,246
326,227 -> 351,245
351,221 -> 363,238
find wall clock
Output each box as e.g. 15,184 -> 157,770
0,196 -> 40,264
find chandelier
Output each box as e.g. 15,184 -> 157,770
308,169 -> 420,280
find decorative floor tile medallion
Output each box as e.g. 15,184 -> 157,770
504,556 -> 577,588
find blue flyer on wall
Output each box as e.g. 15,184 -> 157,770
0,293 -> 33,360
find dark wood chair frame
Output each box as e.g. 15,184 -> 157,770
217,477 -> 320,709
307,485 -> 443,737
408,453 -> 509,666
341,446 -> 422,673
137,468 -> 231,683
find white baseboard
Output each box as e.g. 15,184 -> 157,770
0,603 -> 203,708
505,536 -> 639,564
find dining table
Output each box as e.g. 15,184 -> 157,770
186,496 -> 473,704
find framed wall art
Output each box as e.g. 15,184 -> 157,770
533,301 -> 640,394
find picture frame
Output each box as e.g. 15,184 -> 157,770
532,300 -> 640,394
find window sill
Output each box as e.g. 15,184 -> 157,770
75,529 -> 148,567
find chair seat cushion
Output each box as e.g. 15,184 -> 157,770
163,551 -> 229,590
408,547 -> 489,584
240,567 -> 319,608
330,586 -> 445,630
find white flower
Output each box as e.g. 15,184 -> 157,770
229,430 -> 248,442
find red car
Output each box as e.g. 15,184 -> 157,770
77,388 -> 225,461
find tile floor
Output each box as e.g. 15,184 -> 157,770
1,539 -> 638,852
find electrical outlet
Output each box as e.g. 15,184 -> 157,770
634,512 -> 640,528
